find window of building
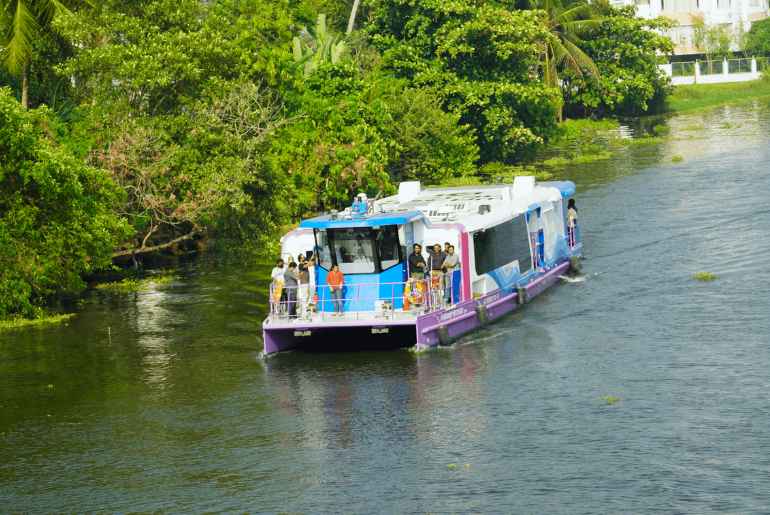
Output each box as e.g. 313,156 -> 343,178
473,216 -> 531,277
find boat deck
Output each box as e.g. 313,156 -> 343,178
263,308 -> 426,330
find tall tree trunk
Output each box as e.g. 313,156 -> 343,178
21,64 -> 29,109
347,0 -> 361,35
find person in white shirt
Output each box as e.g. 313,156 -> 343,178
441,245 -> 460,304
270,258 -> 285,314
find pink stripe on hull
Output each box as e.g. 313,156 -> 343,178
460,232 -> 472,301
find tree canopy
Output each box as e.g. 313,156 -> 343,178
0,0 -> 674,318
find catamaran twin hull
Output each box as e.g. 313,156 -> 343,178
262,177 -> 582,355
262,260 -> 571,354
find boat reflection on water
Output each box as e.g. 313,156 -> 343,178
260,321 -> 556,451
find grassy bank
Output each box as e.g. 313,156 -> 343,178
666,78 -> 770,114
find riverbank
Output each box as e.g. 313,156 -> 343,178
665,77 -> 770,114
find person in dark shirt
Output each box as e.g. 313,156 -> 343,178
284,262 -> 299,318
408,244 -> 426,279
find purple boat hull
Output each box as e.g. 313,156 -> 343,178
262,261 -> 571,355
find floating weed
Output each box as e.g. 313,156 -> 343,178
542,156 -> 570,167
672,155 -> 684,163
627,136 -> 663,146
602,395 -> 621,406
681,123 -> 705,131
571,151 -> 613,164
447,463 -> 458,470
0,313 -> 76,332
694,271 -> 718,282
95,274 -> 175,293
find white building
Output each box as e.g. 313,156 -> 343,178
613,0 -> 770,55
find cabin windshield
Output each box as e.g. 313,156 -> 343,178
314,226 -> 402,275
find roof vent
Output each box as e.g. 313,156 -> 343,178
398,181 -> 421,204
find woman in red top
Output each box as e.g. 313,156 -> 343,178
327,264 -> 345,316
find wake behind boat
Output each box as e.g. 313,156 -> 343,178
262,176 -> 582,355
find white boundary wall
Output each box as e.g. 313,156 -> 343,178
659,58 -> 764,85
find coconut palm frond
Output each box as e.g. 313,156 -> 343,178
562,37 -> 600,77
3,0 -> 39,75
562,18 -> 603,38
557,2 -> 593,24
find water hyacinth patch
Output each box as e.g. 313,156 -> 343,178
693,272 -> 718,282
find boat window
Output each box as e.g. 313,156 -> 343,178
314,229 -> 333,270
474,216 -> 532,277
330,228 -> 377,274
376,225 -> 401,270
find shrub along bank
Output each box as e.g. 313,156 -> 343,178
0,0 -> 674,320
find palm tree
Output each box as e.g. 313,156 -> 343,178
293,13 -> 349,77
346,0 -> 361,35
0,0 -> 83,108
532,0 -> 602,119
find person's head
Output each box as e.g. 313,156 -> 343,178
276,258 -> 284,267
448,245 -> 455,255
298,254 -> 306,262
568,198 -> 576,210
413,244 -> 422,254
331,264 -> 339,272
444,242 -> 451,251
288,262 -> 297,269
433,244 -> 441,253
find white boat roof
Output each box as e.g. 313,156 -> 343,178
373,178 -> 574,232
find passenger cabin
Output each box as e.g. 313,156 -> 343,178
277,177 -> 580,317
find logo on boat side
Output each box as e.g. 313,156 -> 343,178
438,306 -> 471,322
481,293 -> 500,305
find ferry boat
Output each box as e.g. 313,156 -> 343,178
262,176 -> 581,355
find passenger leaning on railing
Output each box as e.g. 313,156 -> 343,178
328,264 -> 345,316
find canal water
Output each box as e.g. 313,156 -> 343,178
2,102 -> 770,513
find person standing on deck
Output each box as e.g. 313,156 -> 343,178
270,258 -> 285,315
328,264 -> 345,316
284,262 -> 299,319
408,244 -> 426,280
297,255 -> 310,319
567,199 -> 578,248
427,244 -> 446,305
442,245 -> 460,304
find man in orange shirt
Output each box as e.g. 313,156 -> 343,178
327,264 -> 345,316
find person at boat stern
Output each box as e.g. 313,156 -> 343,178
567,198 -> 578,248
297,255 -> 310,319
328,264 -> 345,316
284,262 -> 299,319
408,244 -> 426,280
428,244 -> 446,306
442,245 -> 460,304
270,258 -> 285,315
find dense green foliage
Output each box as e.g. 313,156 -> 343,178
0,0 -> 674,318
745,18 -> 770,57
0,88 -> 129,318
368,0 -> 562,162
562,6 -> 673,116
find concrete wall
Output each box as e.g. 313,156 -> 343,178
659,57 -> 763,85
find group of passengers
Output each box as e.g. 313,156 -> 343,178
271,254 -> 346,319
407,242 -> 460,307
271,253 -> 322,319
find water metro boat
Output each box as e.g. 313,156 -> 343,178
262,176 -> 581,355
